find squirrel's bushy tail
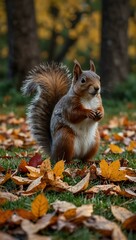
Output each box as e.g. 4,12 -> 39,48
22,62 -> 71,154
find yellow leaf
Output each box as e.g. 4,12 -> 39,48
99,159 -> 109,178
100,159 -> 127,181
26,166 -> 41,179
126,141 -> 136,151
53,160 -> 64,178
31,193 -> 48,218
110,144 -> 124,154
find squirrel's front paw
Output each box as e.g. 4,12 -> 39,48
94,110 -> 103,121
88,110 -> 96,120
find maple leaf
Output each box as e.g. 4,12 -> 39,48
100,159 -> 127,181
31,193 -> 48,218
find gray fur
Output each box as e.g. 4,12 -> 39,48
21,62 -> 71,155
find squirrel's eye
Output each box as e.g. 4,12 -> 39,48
81,77 -> 86,83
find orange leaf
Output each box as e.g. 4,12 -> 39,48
110,144 -> 124,154
100,159 -> 127,181
0,209 -> 13,225
18,159 -> 28,173
126,141 -> 136,152
53,160 -> 64,178
0,171 -> 11,185
31,193 -> 48,218
15,209 -> 35,220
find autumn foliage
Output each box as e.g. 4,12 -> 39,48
0,112 -> 136,239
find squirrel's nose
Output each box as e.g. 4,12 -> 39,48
94,87 -> 99,92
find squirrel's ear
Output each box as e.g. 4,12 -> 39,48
73,59 -> 82,81
90,60 -> 96,72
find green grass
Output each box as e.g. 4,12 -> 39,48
0,88 -> 136,239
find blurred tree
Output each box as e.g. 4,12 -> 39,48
5,0 -> 40,89
100,0 -> 129,91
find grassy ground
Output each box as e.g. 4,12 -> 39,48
0,94 -> 136,239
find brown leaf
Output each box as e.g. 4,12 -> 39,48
86,184 -> 117,194
21,213 -> 54,235
0,171 -> 11,185
15,209 -> 36,220
11,176 -> 32,185
0,191 -> 18,203
111,205 -> 134,223
0,232 -> 16,240
31,193 -> 48,218
52,200 -> 76,212
68,172 -> 90,193
74,204 -> 93,223
122,215 -> 136,230
18,159 -> 28,173
28,153 -> 43,167
25,176 -> 46,194
84,215 -> 127,239
0,209 -> 13,225
40,158 -> 51,174
28,234 -> 52,240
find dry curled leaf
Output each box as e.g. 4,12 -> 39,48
111,205 -> 134,223
68,172 -> 90,193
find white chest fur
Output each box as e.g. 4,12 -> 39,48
71,96 -> 100,158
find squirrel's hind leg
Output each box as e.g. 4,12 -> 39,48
51,127 -> 75,163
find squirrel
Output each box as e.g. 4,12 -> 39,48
22,60 -> 104,163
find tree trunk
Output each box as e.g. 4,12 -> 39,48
100,0 -> 129,92
5,0 -> 40,90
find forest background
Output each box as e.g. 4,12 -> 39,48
0,0 -> 136,105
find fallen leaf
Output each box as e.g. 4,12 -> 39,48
84,215 -> 127,239
0,171 -> 11,185
28,153 -> 43,167
74,204 -> 93,223
0,191 -> 18,202
110,144 -> 124,154
0,209 -> 13,225
86,184 -> 117,194
122,215 -> 136,230
111,205 -> 134,223
25,176 -> 46,194
53,160 -> 64,178
31,193 -> 48,218
0,232 -> 16,240
52,200 -> 76,212
68,172 -> 90,193
40,158 -> 51,174
28,234 -> 52,240
126,141 -> 136,152
15,209 -> 35,220
18,159 -> 28,173
11,176 -> 32,185
26,166 -> 41,179
21,213 -> 54,234
100,159 -> 127,181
